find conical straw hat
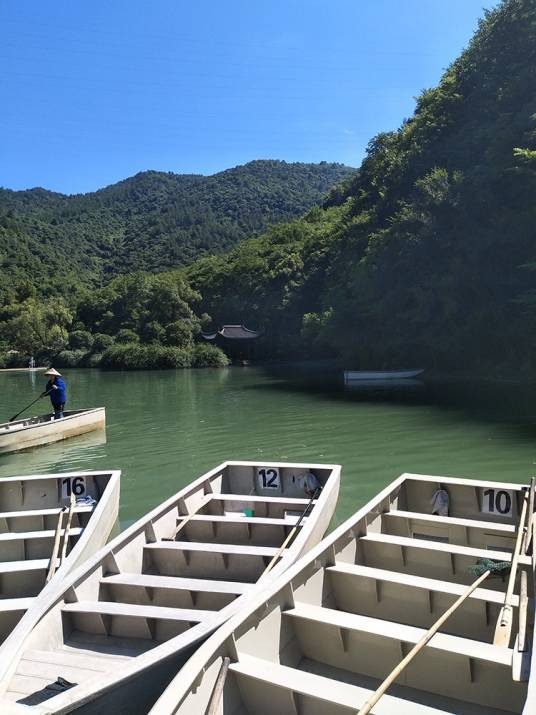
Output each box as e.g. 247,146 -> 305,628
44,367 -> 62,377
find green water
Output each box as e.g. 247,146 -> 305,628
1,367 -> 536,530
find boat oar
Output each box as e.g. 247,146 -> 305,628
357,568 -> 493,715
261,489 -> 318,577
206,656 -> 230,715
46,507 -> 67,583
493,487 -> 529,646
60,492 -> 76,564
162,494 -> 212,542
9,388 -> 52,422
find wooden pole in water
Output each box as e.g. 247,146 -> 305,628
357,569 -> 492,715
493,488 -> 529,647
46,507 -> 66,583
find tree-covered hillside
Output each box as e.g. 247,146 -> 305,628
187,0 -> 536,374
0,160 -> 355,300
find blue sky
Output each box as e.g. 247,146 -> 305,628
1,0 -> 499,194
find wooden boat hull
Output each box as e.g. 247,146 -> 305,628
0,461 -> 339,714
0,470 -> 120,644
344,369 -> 424,382
151,472 -> 535,715
0,409 -> 106,455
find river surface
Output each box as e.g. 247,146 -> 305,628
1,367 -> 536,530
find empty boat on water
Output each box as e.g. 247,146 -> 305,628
344,369 -> 424,383
0,460 -> 340,714
0,470 -> 120,644
151,472 -> 536,715
0,409 -> 106,455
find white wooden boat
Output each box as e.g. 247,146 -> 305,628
152,472 -> 536,715
0,470 -> 120,644
0,409 -> 106,454
344,369 -> 424,383
0,460 -> 340,713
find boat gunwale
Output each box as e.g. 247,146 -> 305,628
0,408 -> 106,435
0,461 -> 340,709
149,470 -> 534,714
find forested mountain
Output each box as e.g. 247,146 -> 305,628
0,160 -> 354,299
186,0 -> 536,374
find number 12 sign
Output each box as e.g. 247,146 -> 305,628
256,467 -> 281,492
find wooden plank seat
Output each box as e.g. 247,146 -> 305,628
327,563 -> 520,607
101,573 -> 253,595
179,514 -> 302,527
62,601 -> 215,624
359,533 -> 531,584
0,528 -> 83,542
0,559 -> 50,574
144,541 -> 282,582
146,541 -> 280,558
0,597 -> 34,612
206,494 -> 315,518
229,655 -> 512,715
285,603 -> 513,666
384,510 -> 516,534
0,506 -> 93,520
211,494 -> 314,507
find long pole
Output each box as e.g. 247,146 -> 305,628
206,657 -> 230,715
9,388 -> 52,422
46,507 -> 66,583
357,569 -> 492,715
60,492 -> 76,564
261,490 -> 318,577
163,494 -> 212,542
493,488 -> 529,646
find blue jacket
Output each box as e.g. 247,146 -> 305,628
46,377 -> 67,406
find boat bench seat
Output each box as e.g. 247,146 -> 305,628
211,494 -> 315,507
101,573 -> 252,595
0,558 -> 50,574
0,506 -> 93,520
62,601 -> 215,623
328,563 -> 520,607
285,604 -> 513,666
361,532 -> 531,565
0,597 -> 34,612
0,528 -> 83,542
229,655 -> 505,715
384,510 -> 516,534
147,541 -> 280,558
180,514 -> 301,527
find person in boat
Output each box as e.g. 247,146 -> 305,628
42,367 -> 67,419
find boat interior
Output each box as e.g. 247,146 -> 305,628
0,462 -> 338,709
172,474 -> 535,715
0,410 -> 99,431
0,472 -> 116,643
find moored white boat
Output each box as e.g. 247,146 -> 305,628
0,470 -> 120,643
0,460 -> 340,714
151,472 -> 536,715
344,369 -> 424,383
0,409 -> 106,455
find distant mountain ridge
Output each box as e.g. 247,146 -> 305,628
0,160 -> 355,297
